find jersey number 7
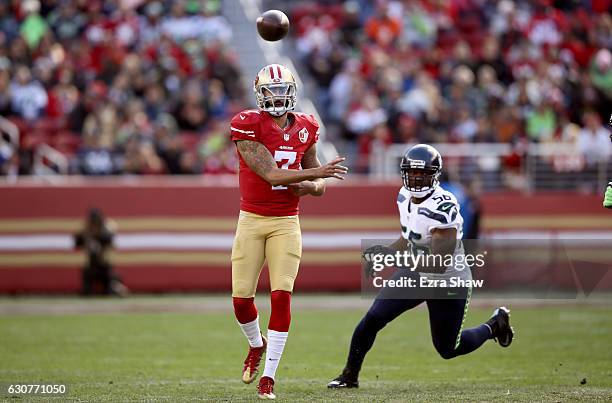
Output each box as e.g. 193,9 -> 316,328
272,150 -> 297,190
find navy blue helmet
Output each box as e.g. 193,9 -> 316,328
400,144 -> 442,198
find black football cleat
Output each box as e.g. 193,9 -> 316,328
486,307 -> 514,347
327,369 -> 359,389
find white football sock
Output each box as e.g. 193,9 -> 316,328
262,330 -> 288,380
238,316 -> 264,348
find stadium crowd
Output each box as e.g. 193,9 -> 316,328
290,0 -> 611,174
0,0 -> 610,181
0,0 -> 244,175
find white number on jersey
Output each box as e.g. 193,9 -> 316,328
272,150 -> 297,190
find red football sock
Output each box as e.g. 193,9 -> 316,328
233,297 -> 258,324
268,290 -> 291,332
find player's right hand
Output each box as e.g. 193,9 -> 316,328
315,156 -> 348,180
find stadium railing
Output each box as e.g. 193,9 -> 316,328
33,144 -> 69,177
370,142 -> 611,192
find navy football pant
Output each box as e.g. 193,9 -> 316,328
345,278 -> 492,373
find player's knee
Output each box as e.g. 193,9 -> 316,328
271,275 -> 296,294
362,311 -> 389,332
269,290 -> 291,332
232,278 -> 257,300
434,343 -> 458,360
232,297 -> 258,324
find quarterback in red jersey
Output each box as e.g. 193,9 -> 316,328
230,63 -> 348,400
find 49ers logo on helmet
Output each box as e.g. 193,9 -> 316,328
299,128 -> 309,143
269,65 -> 283,83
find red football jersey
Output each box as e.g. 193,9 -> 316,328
230,110 -> 320,216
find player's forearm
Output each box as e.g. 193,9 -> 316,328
265,167 -> 320,186
298,144 -> 327,194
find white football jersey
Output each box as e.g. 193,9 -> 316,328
397,185 -> 464,253
397,185 -> 469,280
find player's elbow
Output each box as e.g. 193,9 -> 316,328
312,182 -> 325,196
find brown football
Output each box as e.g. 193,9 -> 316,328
256,10 -> 289,42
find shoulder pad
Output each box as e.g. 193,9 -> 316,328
397,187 -> 410,204
294,112 -> 319,128
231,110 -> 261,126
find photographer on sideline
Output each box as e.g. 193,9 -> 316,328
74,208 -> 128,296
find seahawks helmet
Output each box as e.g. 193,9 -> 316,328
400,144 -> 442,198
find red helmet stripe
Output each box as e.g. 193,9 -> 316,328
269,66 -> 275,79
276,65 -> 282,79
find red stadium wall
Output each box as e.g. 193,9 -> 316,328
0,178 -> 609,294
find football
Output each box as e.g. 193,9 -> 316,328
256,10 -> 289,41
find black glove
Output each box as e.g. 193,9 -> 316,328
362,245 -> 395,278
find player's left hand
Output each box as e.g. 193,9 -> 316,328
604,182 -> 612,209
288,181 -> 317,197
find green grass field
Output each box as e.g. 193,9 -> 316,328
1,296 -> 611,402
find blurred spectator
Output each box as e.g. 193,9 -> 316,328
590,48 -> 612,99
365,1 -> 402,48
440,171 -> 481,241
452,105 -> 478,142
154,114 -> 192,174
9,65 -> 47,120
0,3 -> 19,42
47,2 -> 86,41
0,67 -> 11,116
0,126 -> 15,175
19,0 -> 48,49
174,80 -> 209,131
526,101 -> 556,142
577,111 -> 611,166
76,133 -> 117,176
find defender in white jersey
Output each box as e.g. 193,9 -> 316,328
328,144 -> 514,389
396,184 -> 471,283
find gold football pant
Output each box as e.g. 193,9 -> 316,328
231,210 -> 302,298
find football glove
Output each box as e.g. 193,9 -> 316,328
604,182 -> 612,209
362,244 -> 395,278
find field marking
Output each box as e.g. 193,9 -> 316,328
0,295 -> 610,315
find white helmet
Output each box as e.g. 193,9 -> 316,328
254,64 -> 297,117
